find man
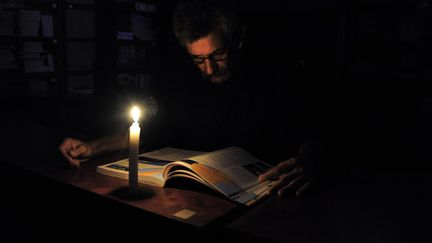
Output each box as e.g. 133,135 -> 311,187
59,0 -> 316,197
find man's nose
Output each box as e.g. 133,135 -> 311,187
203,58 -> 217,75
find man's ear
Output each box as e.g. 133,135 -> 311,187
238,26 -> 246,49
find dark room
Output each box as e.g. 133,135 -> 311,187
1,0 -> 431,242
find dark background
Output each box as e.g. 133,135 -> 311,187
1,1 -> 432,242
2,0 -> 432,181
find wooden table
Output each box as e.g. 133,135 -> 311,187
0,119 -> 267,242
41,152 -> 240,228
2,118 -> 432,243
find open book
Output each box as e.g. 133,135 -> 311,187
97,146 -> 274,205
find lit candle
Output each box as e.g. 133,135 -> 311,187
129,106 -> 141,194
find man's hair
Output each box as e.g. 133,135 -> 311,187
172,0 -> 241,47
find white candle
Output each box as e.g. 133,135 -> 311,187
129,106 -> 141,194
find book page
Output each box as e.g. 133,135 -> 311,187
231,180 -> 272,205
97,148 -> 205,187
140,147 -> 205,162
163,160 -> 243,197
96,158 -> 164,187
97,147 -> 273,204
186,147 -> 273,191
166,170 -> 211,187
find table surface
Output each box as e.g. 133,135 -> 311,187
2,118 -> 432,243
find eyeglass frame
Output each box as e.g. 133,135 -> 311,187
189,48 -> 229,65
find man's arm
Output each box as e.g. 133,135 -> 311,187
89,132 -> 129,157
59,131 -> 129,167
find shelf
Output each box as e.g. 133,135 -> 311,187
115,67 -> 156,73
66,37 -> 96,41
2,71 -> 59,79
2,0 -> 160,122
115,38 -> 157,45
64,3 -> 95,11
0,36 -> 59,43
65,70 -> 97,75
114,3 -> 157,16
0,2 -> 58,11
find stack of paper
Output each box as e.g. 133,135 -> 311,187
20,42 -> 54,73
41,15 -> 54,38
114,0 -> 157,40
117,31 -> 133,40
131,13 -> 156,41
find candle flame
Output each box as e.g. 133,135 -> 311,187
131,106 -> 140,122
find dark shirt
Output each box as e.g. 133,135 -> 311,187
142,54 -> 311,165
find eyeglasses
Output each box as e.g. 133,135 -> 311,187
190,49 -> 228,65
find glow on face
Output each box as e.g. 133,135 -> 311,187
186,32 -> 230,84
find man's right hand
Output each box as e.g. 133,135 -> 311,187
59,138 -> 94,167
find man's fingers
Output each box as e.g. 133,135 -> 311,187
58,139 -> 88,167
68,145 -> 91,167
59,141 -> 75,163
60,147 -> 73,162
267,166 -> 303,195
277,175 -> 308,197
68,159 -> 81,168
69,144 -> 88,158
296,181 -> 310,196
259,158 -> 298,182
60,150 -> 81,167
61,148 -> 81,167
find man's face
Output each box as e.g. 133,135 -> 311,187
185,32 -> 231,84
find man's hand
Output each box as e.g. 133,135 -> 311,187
259,157 -> 312,197
59,138 -> 94,168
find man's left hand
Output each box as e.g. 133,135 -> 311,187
258,157 -> 313,197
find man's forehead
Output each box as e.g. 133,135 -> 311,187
186,33 -> 225,56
